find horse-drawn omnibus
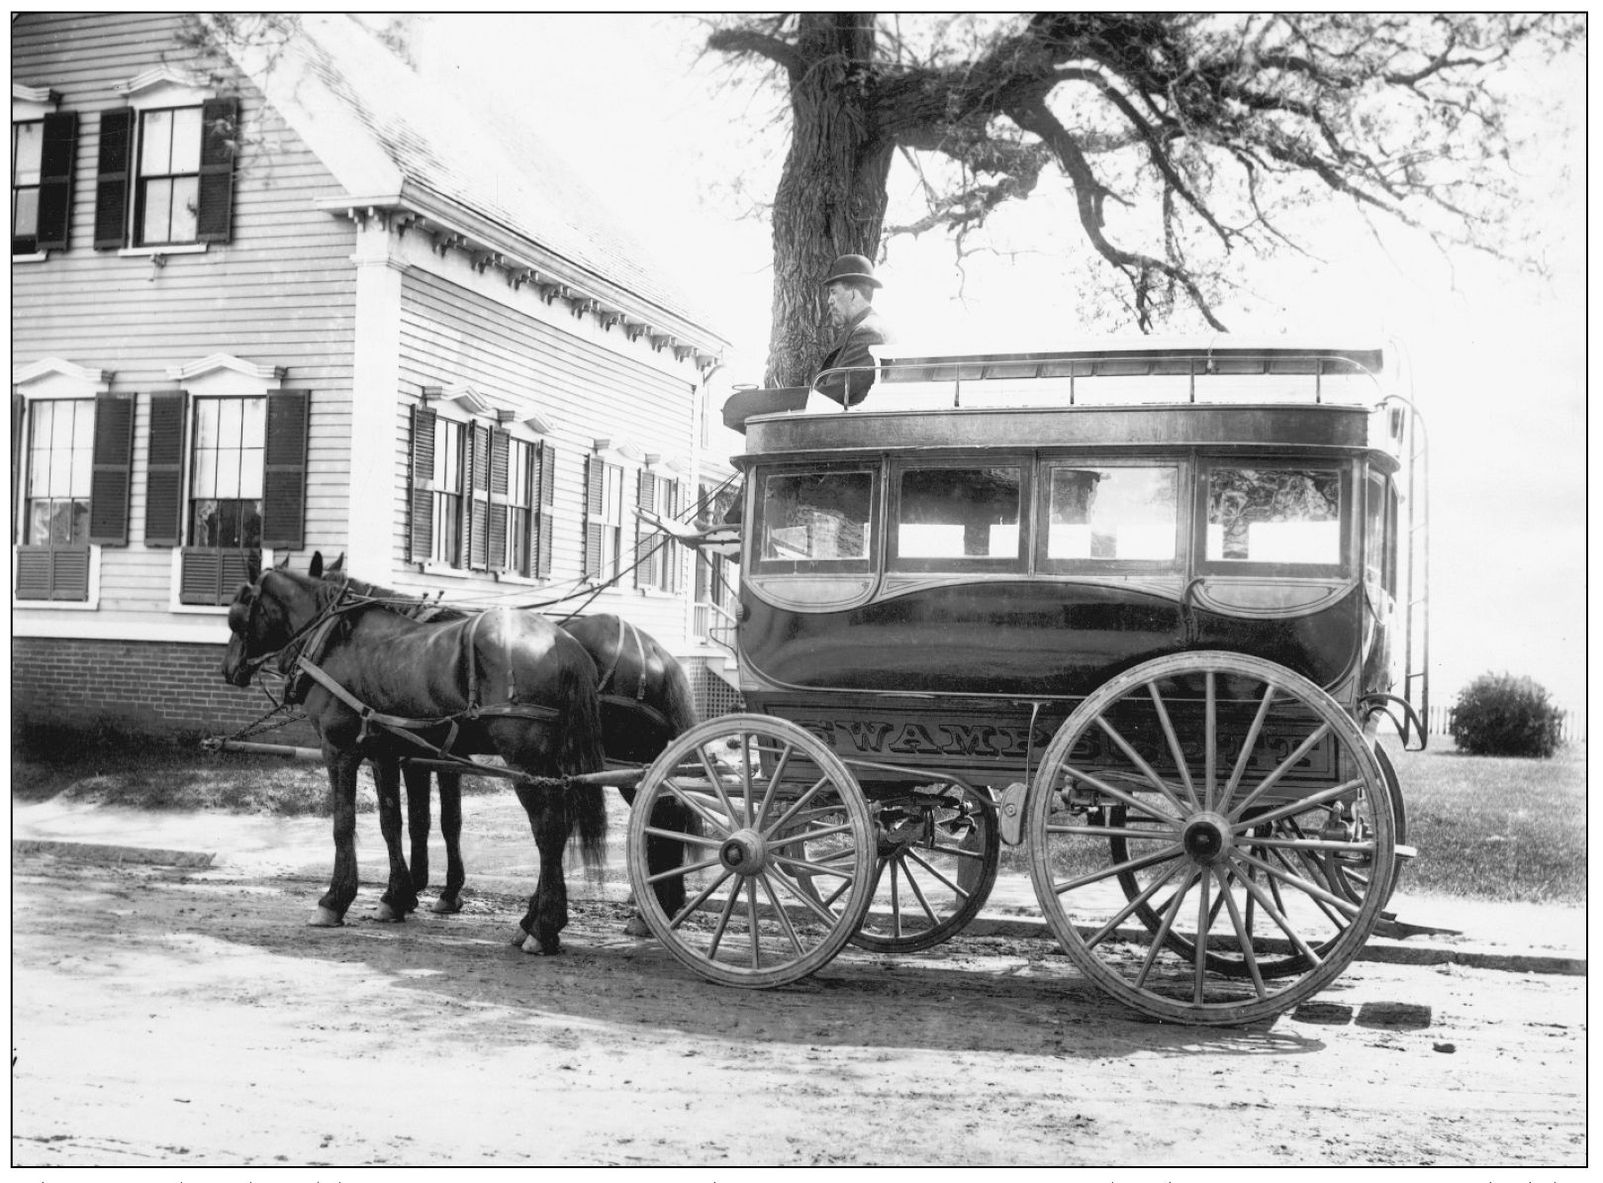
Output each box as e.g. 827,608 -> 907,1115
623,339 -> 1429,1024
220,338 -> 1428,1026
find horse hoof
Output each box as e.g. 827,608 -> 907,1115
374,902 -> 403,923
521,934 -> 560,956
623,913 -> 651,938
308,907 -> 344,928
431,896 -> 462,915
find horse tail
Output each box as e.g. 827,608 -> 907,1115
555,645 -> 608,870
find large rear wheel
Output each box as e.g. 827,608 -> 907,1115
1026,652 -> 1395,1025
626,715 -> 876,988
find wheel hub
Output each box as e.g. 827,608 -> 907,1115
718,829 -> 768,875
1181,812 -> 1233,866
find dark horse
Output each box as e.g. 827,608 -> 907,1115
221,558 -> 607,955
313,556 -> 700,924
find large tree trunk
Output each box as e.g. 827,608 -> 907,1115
765,14 -> 894,387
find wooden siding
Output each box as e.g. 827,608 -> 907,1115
395,267 -> 698,649
12,13 -> 357,623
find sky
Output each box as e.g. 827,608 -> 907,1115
417,13 -> 1587,715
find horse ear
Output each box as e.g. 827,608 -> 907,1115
247,552 -> 262,584
328,552 -> 346,575
309,551 -> 324,578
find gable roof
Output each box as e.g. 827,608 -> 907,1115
221,14 -> 727,359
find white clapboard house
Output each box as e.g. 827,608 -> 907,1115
11,12 -> 742,737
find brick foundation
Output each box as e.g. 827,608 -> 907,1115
11,636 -> 317,745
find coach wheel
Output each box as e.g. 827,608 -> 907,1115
1026,652 -> 1395,1025
627,715 -> 876,988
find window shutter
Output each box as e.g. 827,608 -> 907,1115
143,392 -> 187,546
261,389 -> 309,549
93,108 -> 134,250
88,394 -> 134,545
467,421 -> 490,570
536,443 -> 556,579
35,111 -> 78,252
15,549 -> 51,600
408,404 -> 436,562
487,427 -> 509,572
196,97 -> 239,244
583,454 -> 603,580
179,549 -> 221,604
666,478 -> 685,594
51,547 -> 91,601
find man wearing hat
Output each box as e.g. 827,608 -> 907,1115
813,253 -> 890,407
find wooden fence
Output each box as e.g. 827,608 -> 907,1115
1427,704 -> 1586,744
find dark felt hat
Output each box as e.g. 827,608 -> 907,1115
820,253 -> 882,289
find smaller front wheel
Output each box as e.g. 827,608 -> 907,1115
626,715 -> 877,988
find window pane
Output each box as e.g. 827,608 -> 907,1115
13,121 -> 43,184
13,187 -> 39,238
27,402 -> 54,495
141,109 -> 173,174
759,470 -> 873,562
141,176 -> 172,244
194,398 -> 218,450
1046,466 -> 1177,561
170,107 -> 203,174
240,396 -> 265,446
27,500 -> 51,545
192,445 -> 217,498
192,498 -> 219,546
509,441 -> 531,505
1207,468 -> 1341,564
68,441 -> 93,496
169,176 -> 198,242
216,397 -> 242,447
897,466 -> 1020,559
238,445 -> 264,499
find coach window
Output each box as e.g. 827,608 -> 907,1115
1039,462 -> 1180,568
891,462 -> 1023,571
755,466 -> 875,572
1202,464 -> 1346,573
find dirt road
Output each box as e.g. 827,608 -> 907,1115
11,849 -> 1584,1168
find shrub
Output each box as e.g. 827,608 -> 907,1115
1449,672 -> 1566,758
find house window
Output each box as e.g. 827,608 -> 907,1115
584,457 -> 625,583
188,397 -> 263,548
135,106 -> 202,246
430,416 -> 465,566
505,436 -> 535,576
635,471 -> 683,594
24,399 -> 93,547
12,120 -> 42,246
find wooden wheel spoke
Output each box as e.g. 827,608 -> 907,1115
1054,841 -> 1185,896
1234,848 -> 1362,920
1193,870 -> 1212,1004
1094,713 -> 1193,820
1134,867 -> 1198,990
663,779 -> 737,835
697,745 -> 745,830
644,855 -> 721,887
898,862 -> 942,928
757,873 -> 805,956
1058,764 -> 1182,825
1218,683 -> 1277,815
1212,866 -> 1268,999
770,851 -> 856,883
1227,857 -> 1325,965
1146,680 -> 1201,810
640,825 -> 725,849
753,742 -> 794,830
763,777 -> 835,838
1203,670 -> 1218,811
1271,845 -> 1351,930
704,878 -> 743,958
669,867 -> 734,930
765,862 -> 851,925
1231,777 -> 1364,832
1052,822 -> 1177,841
903,846 -> 967,899
745,879 -> 761,968
1227,723 -> 1336,820
1087,857 -> 1186,950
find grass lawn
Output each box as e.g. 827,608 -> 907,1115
1386,735 -> 1585,905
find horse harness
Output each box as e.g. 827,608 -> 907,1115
278,588 -> 559,763
590,614 -> 672,733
